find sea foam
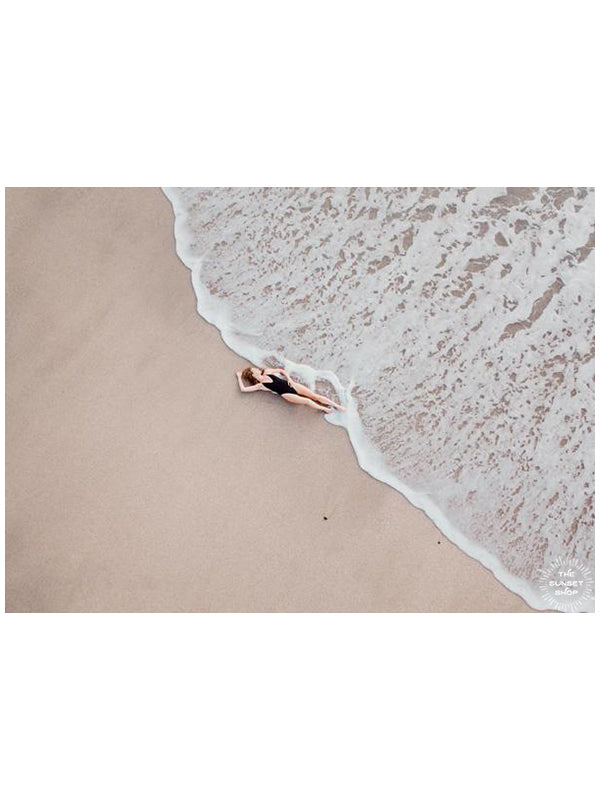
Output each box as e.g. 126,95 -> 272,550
164,187 -> 595,611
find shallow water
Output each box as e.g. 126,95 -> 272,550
164,187 -> 595,611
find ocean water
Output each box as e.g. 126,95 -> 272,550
164,187 -> 595,611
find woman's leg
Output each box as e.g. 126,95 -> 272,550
289,381 -> 346,410
281,393 -> 331,412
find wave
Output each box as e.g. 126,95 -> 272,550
163,187 -> 595,611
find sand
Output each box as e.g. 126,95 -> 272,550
5,188 -> 533,612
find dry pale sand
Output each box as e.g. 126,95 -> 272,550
5,188 -> 533,612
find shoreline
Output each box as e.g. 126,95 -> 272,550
165,187 -> 552,610
6,188 -> 535,612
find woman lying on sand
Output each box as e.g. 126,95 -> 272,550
236,366 -> 346,413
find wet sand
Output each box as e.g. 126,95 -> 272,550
5,188 -> 533,612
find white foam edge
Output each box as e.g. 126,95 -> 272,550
162,188 -> 594,614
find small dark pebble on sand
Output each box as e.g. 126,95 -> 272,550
323,516 -> 328,520
437,541 -> 441,544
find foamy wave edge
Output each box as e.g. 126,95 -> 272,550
163,188 -> 594,613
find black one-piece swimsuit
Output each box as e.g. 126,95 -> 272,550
263,374 -> 299,396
